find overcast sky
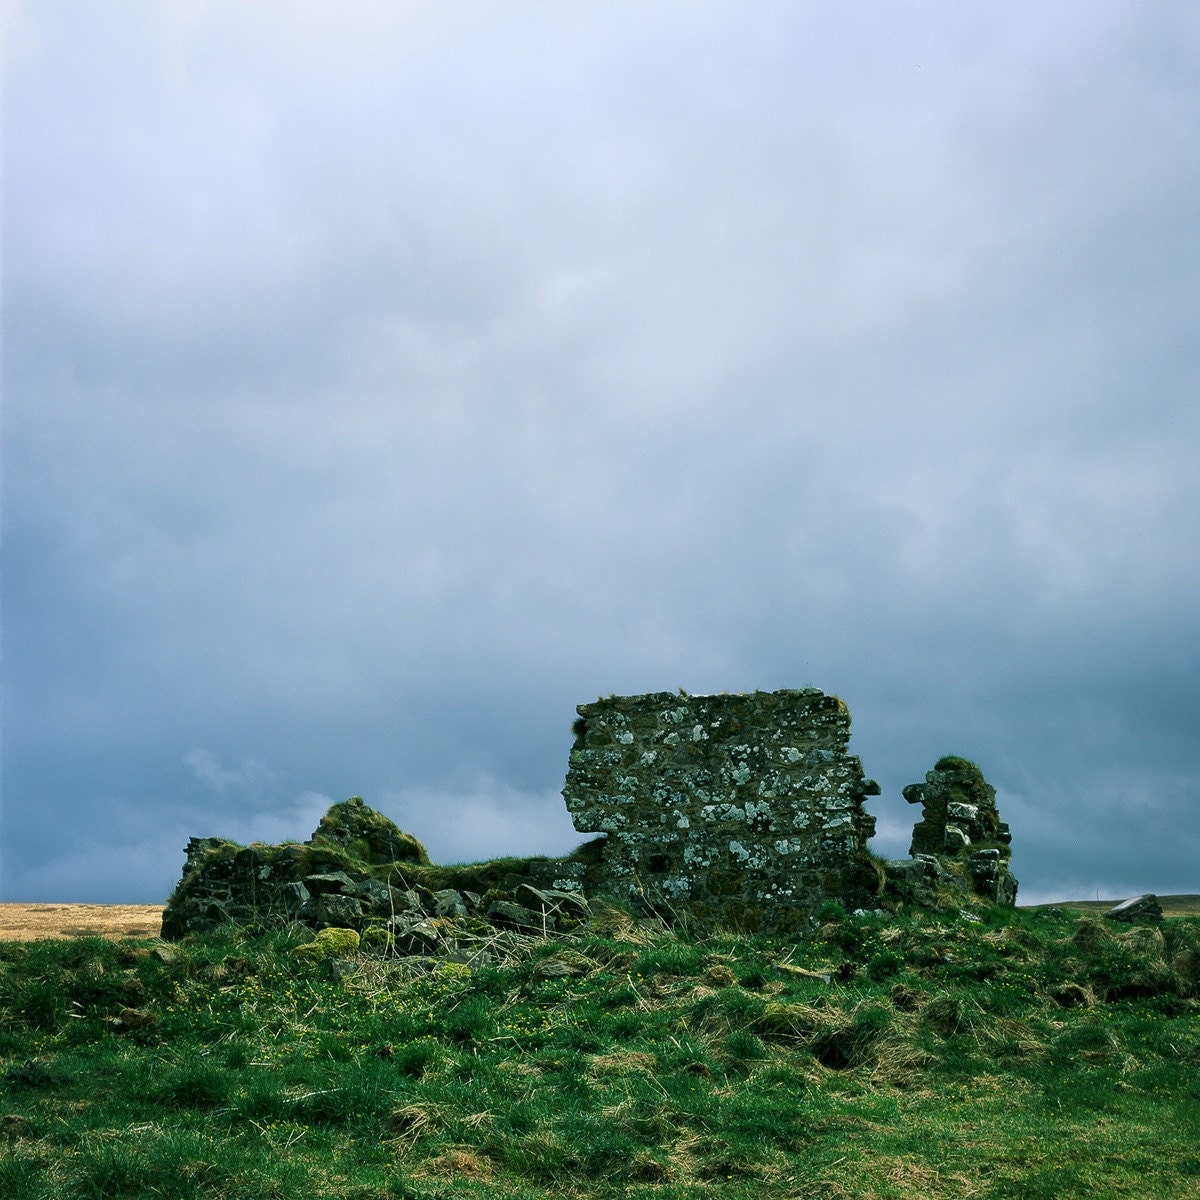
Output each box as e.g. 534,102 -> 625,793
3,1 -> 1197,907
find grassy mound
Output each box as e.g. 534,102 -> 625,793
313,797 -> 431,866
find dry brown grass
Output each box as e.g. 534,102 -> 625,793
414,1146 -> 495,1179
1069,917 -> 1113,953
387,1102 -> 444,1147
589,1050 -> 658,1075
585,897 -> 670,944
0,904 -> 163,941
877,1156 -> 987,1198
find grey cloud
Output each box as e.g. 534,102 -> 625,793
3,1 -> 1197,903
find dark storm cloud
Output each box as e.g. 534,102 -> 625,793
3,1 -> 1197,903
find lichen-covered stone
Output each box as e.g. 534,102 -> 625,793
432,889 -> 468,918
387,916 -> 443,954
562,689 -> 882,929
292,927 -> 361,959
314,893 -> 364,927
904,757 -> 1011,858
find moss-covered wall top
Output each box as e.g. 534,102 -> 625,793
562,689 -> 883,930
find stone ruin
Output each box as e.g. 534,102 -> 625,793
896,756 -> 1018,907
562,689 -> 883,932
161,688 -> 1019,941
160,796 -> 594,947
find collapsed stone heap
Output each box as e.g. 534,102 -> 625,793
160,797 -> 592,946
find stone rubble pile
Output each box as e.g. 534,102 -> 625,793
160,797 -> 591,945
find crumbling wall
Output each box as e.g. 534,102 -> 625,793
160,797 -> 591,943
562,689 -> 883,930
159,798 -> 433,940
900,756 -> 1018,905
163,698 -> 1022,943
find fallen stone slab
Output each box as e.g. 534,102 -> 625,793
386,916 -> 443,954
303,871 -> 359,896
314,893 -> 364,927
1103,894 -> 1163,923
516,884 -> 591,921
487,900 -> 545,932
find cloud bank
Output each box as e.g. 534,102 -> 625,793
3,1 -> 1197,904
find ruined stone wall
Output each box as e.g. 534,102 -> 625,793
562,689 -> 883,931
900,757 -> 1018,905
160,798 -> 593,943
162,697 -> 1020,942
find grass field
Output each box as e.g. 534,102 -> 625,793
0,905 -> 165,942
1,900 -> 1198,1199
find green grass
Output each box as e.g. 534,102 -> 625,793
1,905 -> 1199,1198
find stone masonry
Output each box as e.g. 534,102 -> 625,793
160,797 -> 594,943
562,689 -> 884,931
162,692 -> 1020,942
902,756 -> 1018,905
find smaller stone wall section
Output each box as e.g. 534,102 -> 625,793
160,798 -> 595,943
902,757 -> 1017,905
